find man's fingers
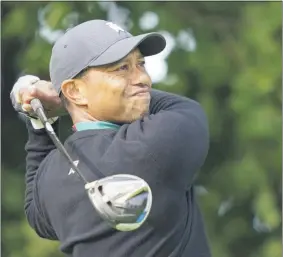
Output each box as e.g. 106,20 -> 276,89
12,78 -> 65,117
22,104 -> 32,112
12,75 -> 39,101
11,76 -> 66,118
33,89 -> 56,102
30,81 -> 60,103
19,87 -> 36,104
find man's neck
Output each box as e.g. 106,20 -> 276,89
69,107 -> 98,125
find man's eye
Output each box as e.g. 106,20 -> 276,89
116,65 -> 129,71
138,61 -> 145,67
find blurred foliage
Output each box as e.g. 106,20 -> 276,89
1,2 -> 281,257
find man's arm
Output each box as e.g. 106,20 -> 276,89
11,75 -> 64,239
24,117 -> 59,240
121,89 -> 209,190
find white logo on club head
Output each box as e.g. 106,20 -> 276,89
68,160 -> 79,175
106,22 -> 125,33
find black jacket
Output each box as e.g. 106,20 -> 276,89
24,89 -> 211,257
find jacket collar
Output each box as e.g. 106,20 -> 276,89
72,121 -> 120,132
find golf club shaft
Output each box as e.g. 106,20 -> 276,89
30,99 -> 89,184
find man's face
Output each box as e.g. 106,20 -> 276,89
77,48 -> 152,123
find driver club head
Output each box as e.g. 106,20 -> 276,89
85,174 -> 152,231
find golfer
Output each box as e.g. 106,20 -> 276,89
11,20 -> 211,257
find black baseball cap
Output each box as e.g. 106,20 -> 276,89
49,19 -> 166,93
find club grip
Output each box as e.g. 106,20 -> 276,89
30,98 -> 43,112
30,98 -> 48,123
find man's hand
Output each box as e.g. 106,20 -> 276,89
10,75 -> 67,118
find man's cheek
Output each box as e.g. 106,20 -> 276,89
102,74 -> 126,89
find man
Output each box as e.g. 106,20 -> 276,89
11,20 -> 211,257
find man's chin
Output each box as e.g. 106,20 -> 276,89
139,109 -> 149,118
132,108 -> 150,122
119,109 -> 149,123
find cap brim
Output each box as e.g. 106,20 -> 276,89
88,32 -> 166,67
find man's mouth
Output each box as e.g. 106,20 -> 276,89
131,88 -> 150,96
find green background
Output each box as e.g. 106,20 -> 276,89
2,2 -> 281,257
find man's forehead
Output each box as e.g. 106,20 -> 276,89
104,48 -> 143,67
123,48 -> 144,61
88,48 -> 144,72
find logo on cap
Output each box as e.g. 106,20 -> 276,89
106,22 -> 125,33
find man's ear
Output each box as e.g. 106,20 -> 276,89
61,79 -> 88,106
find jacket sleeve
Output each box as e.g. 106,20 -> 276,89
120,89 -> 209,190
24,118 -> 58,240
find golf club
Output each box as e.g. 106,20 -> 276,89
29,98 -> 153,231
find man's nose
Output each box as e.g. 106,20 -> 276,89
130,68 -> 150,88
